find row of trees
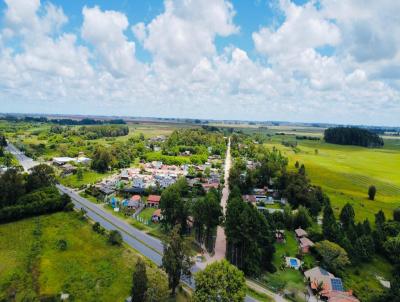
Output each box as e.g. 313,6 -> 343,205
225,187 -> 275,276
324,127 -> 384,147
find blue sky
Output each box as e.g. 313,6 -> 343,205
0,0 -> 399,126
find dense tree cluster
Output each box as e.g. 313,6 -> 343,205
280,169 -> 328,217
225,188 -> 275,276
322,202 -> 400,272
91,146 -> 115,173
0,133 -> 7,147
165,128 -> 227,156
229,147 -> 287,194
324,127 -> 384,147
74,125 -> 129,139
0,164 -> 73,223
194,260 -> 246,302
192,189 -> 222,251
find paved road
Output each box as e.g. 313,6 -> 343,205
57,184 -> 164,265
5,143 -> 39,171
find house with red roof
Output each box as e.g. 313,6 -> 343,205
304,267 -> 359,302
147,195 -> 161,208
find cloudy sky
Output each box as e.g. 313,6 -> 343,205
0,0 -> 399,126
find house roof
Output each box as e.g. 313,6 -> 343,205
148,195 -> 161,203
121,187 -> 145,194
242,195 -> 257,203
295,228 -> 308,237
327,291 -> 360,302
202,183 -> 219,189
153,209 -> 161,217
131,195 -> 141,202
304,267 -> 351,297
300,237 -> 314,248
98,186 -> 115,195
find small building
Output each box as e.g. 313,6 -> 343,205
76,157 -> 91,165
202,183 -> 219,192
243,195 -> 257,204
60,164 -> 77,176
121,187 -> 145,195
126,195 -> 141,209
121,170 -> 130,181
53,157 -> 75,166
147,195 -> 161,208
97,185 -> 116,199
299,237 -> 314,253
295,227 -> 308,239
275,229 -> 285,243
152,209 -> 162,222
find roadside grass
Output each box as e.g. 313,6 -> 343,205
265,136 -> 400,222
59,170 -> 112,188
79,192 -> 101,204
246,287 -> 274,302
0,212 -> 173,301
137,207 -> 157,222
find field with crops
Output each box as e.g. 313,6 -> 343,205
261,128 -> 400,222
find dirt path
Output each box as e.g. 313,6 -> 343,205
204,137 -> 231,263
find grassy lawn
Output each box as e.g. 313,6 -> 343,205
261,232 -> 309,298
342,256 -> 393,302
138,207 -> 158,222
265,136 -> 400,222
0,212 -> 176,301
59,170 -> 112,188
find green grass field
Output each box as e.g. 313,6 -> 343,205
265,135 -> 400,222
0,212 -> 175,302
59,170 -> 113,188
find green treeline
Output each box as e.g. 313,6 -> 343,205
75,125 -> 129,139
0,165 -> 73,223
50,125 -> 129,139
324,127 -> 384,147
2,115 -> 126,125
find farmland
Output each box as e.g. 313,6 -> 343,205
262,132 -> 400,222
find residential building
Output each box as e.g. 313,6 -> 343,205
147,195 -> 161,208
304,267 -> 359,302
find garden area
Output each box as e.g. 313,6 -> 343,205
260,232 -> 312,300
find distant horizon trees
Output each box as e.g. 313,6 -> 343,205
324,127 -> 384,147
